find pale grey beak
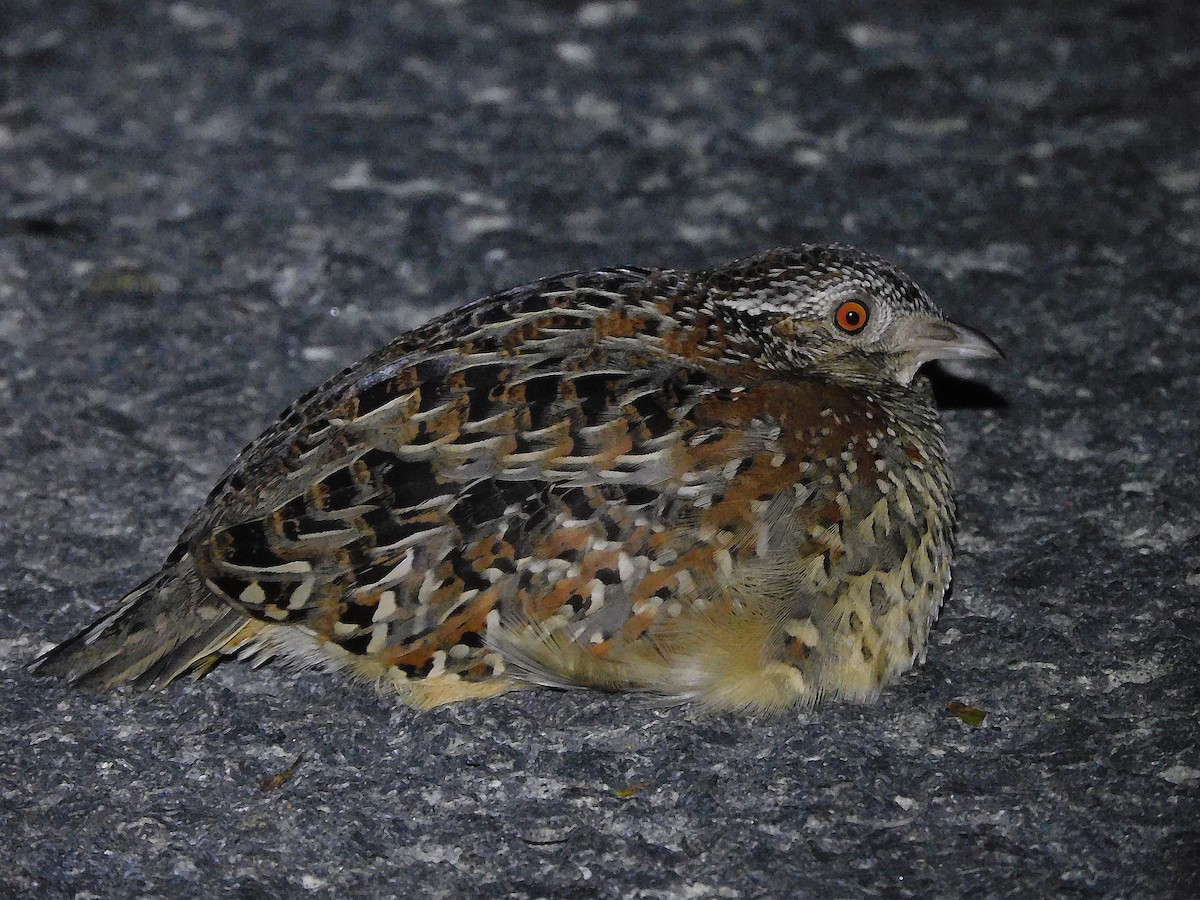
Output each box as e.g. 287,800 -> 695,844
893,317 -> 1003,384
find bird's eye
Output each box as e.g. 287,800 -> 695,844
834,300 -> 869,333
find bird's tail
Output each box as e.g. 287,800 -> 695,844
30,551 -> 257,690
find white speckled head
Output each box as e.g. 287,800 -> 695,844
705,245 -> 1001,384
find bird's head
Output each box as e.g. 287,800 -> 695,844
704,244 -> 1002,386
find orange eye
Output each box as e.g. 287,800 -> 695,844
835,300 -> 869,333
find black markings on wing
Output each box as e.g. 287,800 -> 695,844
186,265 -> 731,656
359,451 -> 438,508
448,479 -> 541,533
519,374 -> 561,428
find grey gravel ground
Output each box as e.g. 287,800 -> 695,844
2,1 -> 1198,897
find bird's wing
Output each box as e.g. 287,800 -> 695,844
184,267 -> 754,674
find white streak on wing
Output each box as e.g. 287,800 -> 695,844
518,421 -> 571,441
239,582 -> 266,604
346,389 -> 419,427
588,580 -> 606,612
755,524 -> 772,559
409,403 -> 456,424
417,570 -> 442,603
374,590 -> 399,623
436,435 -> 509,460
288,576 -> 315,609
675,569 -> 697,595
613,382 -> 661,405
292,527 -> 357,542
217,560 -> 313,576
366,623 -> 390,654
428,650 -> 448,678
601,336 -> 664,353
449,351 -> 506,368
641,432 -> 681,452
394,441 -> 452,461
460,410 -> 515,432
715,549 -> 734,577
455,307 -> 597,344
612,448 -> 672,468
676,483 -> 716,505
356,555 -> 414,594
576,287 -> 635,302
548,455 -> 602,469
305,503 -> 375,521
437,590 -> 480,626
373,525 -> 452,555
501,448 -> 556,467
565,367 -> 639,378
576,421 -> 618,441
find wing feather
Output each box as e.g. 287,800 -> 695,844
183,267 -> 758,678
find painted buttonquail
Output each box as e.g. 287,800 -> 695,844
34,245 -> 1001,712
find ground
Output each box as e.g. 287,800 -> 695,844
1,1 -> 1197,897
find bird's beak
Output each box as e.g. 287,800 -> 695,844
893,317 -> 1004,384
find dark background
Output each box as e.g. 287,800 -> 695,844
2,1 -> 1197,896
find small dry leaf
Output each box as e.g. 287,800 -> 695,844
86,268 -> 162,296
946,700 -> 988,727
259,753 -> 306,792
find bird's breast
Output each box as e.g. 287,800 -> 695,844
695,378 -> 956,691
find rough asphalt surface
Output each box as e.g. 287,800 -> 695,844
2,1 -> 1197,897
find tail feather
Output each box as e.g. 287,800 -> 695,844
30,553 -> 255,690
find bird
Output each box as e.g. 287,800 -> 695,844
32,244 -> 1001,713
